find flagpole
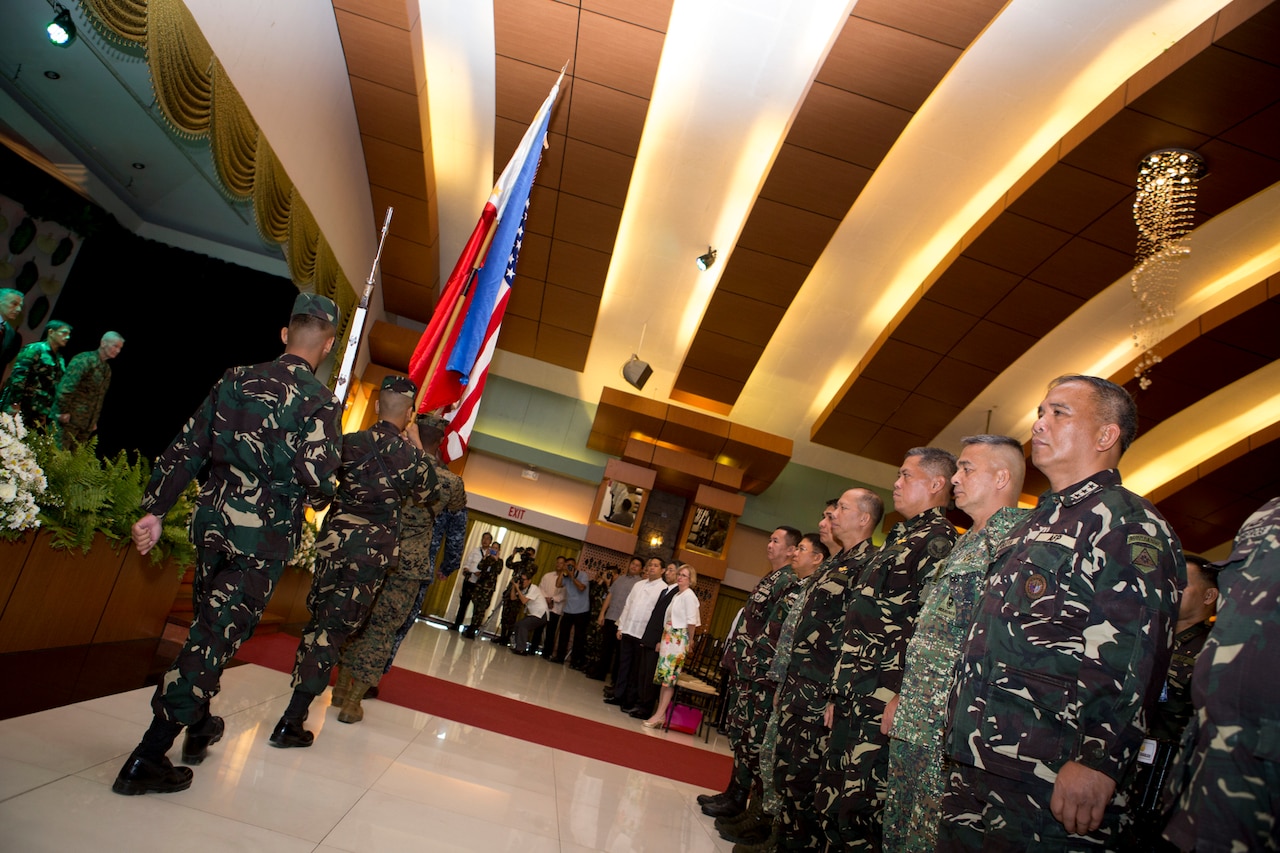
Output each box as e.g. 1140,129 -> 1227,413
333,206 -> 393,406
413,216 -> 500,414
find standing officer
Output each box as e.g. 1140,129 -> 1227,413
113,293 -> 343,796
941,375 -> 1183,849
272,375 -> 440,747
768,490 -> 882,851
0,288 -> 24,376
52,330 -> 124,444
327,413 -> 457,723
883,435 -> 1028,853
817,448 -> 957,850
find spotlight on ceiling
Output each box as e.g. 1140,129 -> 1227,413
696,246 -> 717,271
622,354 -> 652,390
47,5 -> 76,47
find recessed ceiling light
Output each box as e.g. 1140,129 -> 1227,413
44,71 -> 60,80
131,163 -> 146,170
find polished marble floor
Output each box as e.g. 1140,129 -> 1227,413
0,623 -> 735,852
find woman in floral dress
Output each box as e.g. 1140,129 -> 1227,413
643,564 -> 700,728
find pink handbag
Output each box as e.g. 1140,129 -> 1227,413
667,703 -> 703,734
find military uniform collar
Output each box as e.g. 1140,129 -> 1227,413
1041,468 -> 1123,508
1175,619 -> 1213,644
277,352 -> 316,373
890,504 -> 948,537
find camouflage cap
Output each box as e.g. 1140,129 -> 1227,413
416,412 -> 450,435
380,374 -> 417,398
291,292 -> 339,325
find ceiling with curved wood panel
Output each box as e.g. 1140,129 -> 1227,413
3,0 -> 1278,554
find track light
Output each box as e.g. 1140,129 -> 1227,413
696,246 -> 717,271
47,5 -> 76,47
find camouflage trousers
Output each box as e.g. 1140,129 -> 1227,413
340,568 -> 418,685
456,577 -> 497,630
725,676 -> 775,793
814,700 -> 890,850
381,574 -> 434,675
428,507 -> 467,576
938,762 -> 1128,852
290,555 -> 388,695
152,549 -> 285,726
884,738 -> 946,853
771,674 -> 832,851
1163,714 -> 1280,851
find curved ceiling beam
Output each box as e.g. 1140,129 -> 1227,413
1122,360 -> 1280,498
935,180 -> 1280,451
492,0 -> 856,401
736,0 -> 1230,447
415,1 -> 495,284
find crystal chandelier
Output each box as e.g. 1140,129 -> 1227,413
1131,148 -> 1206,389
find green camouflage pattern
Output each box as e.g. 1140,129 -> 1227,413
290,420 -> 440,695
885,505 -> 1027,853
944,469 -> 1182,843
142,353 -> 344,561
817,505 -> 957,849
0,341 -> 65,426
763,542 -> 878,850
341,565 -> 421,685
146,353 -> 342,726
723,565 -> 799,751
51,350 -> 110,443
1165,496 -> 1280,852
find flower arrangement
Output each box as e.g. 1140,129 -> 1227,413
0,411 -> 46,537
290,512 -> 321,572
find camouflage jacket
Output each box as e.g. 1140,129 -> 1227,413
740,565 -> 806,682
828,505 -> 956,709
1190,497 -> 1280,738
722,564 -> 795,676
141,353 -> 343,562
946,469 -> 1183,785
52,350 -> 110,440
771,538 -> 879,686
316,420 -> 441,570
893,505 -> 1028,748
397,466 -> 461,580
1147,620 -> 1212,742
0,341 -> 65,425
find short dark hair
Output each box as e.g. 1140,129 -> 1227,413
43,320 -> 71,339
800,532 -> 829,560
289,313 -> 337,338
906,446 -> 958,481
776,526 -> 802,549
1049,374 -> 1138,453
1184,554 -> 1219,588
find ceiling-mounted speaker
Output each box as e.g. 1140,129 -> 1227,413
622,355 -> 652,390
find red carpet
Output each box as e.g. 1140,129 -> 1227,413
234,632 -> 731,790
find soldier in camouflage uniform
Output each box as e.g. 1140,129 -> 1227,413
941,375 -> 1183,849
883,436 -> 1028,853
0,320 -> 71,427
769,490 -> 883,851
703,526 -> 802,822
271,375 -> 440,747
1164,496 -> 1280,851
817,447 -> 957,850
330,414 -> 458,722
51,330 -> 123,445
113,293 -> 343,796
428,490 -> 469,578
1120,554 -> 1217,847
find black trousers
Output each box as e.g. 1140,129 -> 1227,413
539,611 -> 561,656
635,642 -> 660,712
614,633 -> 642,704
453,580 -> 479,628
556,610 -> 589,665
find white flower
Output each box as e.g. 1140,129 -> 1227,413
0,412 -> 46,535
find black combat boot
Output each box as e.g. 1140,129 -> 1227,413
698,777 -> 744,806
702,783 -> 750,818
180,713 -> 224,765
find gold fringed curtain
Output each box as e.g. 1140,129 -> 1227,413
146,0 -> 213,138
82,0 -> 357,306
209,63 -> 257,200
252,140 -> 292,244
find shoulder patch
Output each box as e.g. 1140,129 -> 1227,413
1129,533 -> 1162,573
926,535 -> 953,559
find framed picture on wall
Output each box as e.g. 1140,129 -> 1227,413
683,504 -> 733,557
597,479 -> 644,531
